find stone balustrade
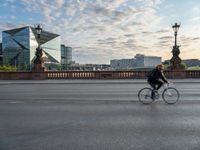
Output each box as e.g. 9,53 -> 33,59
0,70 -> 199,80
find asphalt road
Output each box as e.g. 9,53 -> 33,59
0,79 -> 200,101
0,79 -> 200,150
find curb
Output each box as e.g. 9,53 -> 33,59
0,79 -> 200,85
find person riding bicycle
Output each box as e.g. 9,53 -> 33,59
147,64 -> 169,99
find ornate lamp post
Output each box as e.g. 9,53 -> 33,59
169,22 -> 185,70
172,23 -> 180,47
35,24 -> 42,39
32,24 -> 45,72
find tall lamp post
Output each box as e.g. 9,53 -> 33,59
173,23 -> 180,47
32,24 -> 45,72
169,22 -> 185,70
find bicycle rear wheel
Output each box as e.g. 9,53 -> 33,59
162,87 -> 180,104
138,88 -> 154,104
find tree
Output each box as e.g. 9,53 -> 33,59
0,65 -> 16,71
187,66 -> 200,70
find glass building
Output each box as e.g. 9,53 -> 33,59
2,26 -> 61,71
61,44 -> 72,70
0,43 -> 2,65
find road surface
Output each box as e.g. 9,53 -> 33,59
0,79 -> 200,150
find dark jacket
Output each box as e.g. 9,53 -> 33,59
148,69 -> 168,83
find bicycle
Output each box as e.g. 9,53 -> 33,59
138,83 -> 180,104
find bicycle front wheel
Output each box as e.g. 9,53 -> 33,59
138,88 -> 154,104
162,87 -> 180,104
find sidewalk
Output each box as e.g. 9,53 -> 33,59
0,79 -> 200,84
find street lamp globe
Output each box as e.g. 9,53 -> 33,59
35,24 -> 42,38
172,22 -> 180,33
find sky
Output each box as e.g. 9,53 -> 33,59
0,0 -> 200,64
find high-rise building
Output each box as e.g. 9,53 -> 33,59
0,43 -> 2,65
61,44 -> 72,70
2,26 -> 61,71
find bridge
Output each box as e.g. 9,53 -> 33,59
0,79 -> 200,150
0,70 -> 200,80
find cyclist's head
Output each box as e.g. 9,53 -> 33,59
156,64 -> 164,70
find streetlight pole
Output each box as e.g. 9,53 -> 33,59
172,22 -> 180,47
174,30 -> 177,47
169,22 -> 185,70
31,24 -> 45,72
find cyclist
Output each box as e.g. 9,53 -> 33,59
147,64 -> 169,99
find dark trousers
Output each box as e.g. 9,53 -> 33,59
148,79 -> 164,90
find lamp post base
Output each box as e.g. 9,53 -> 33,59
31,64 -> 45,72
169,57 -> 185,70
168,46 -> 185,71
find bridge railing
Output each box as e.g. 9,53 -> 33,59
0,70 -> 199,80
46,71 -> 149,79
186,70 -> 200,78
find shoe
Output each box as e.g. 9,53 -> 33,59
151,95 -> 155,100
151,90 -> 156,100
151,89 -> 159,100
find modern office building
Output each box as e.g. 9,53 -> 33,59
0,43 -> 2,65
110,54 -> 161,70
110,59 -> 136,70
61,44 -> 72,70
2,26 -> 61,71
135,54 -> 161,68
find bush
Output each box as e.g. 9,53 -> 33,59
187,66 -> 200,70
0,65 -> 16,71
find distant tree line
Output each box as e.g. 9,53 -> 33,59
0,65 -> 16,71
163,59 -> 200,70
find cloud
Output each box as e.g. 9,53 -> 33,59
0,0 -> 199,63
55,0 -> 65,8
0,22 -> 18,42
124,34 -> 136,37
0,0 -> 168,63
189,16 -> 200,22
10,16 -> 16,19
192,37 -> 200,40
192,6 -> 200,14
65,4 -> 77,17
106,0 -> 126,10
0,22 -> 17,31
159,36 -> 173,40
67,0 -> 167,63
157,29 -> 170,33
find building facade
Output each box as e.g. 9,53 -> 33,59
0,43 -> 2,66
2,26 -> 61,71
135,54 -> 161,68
110,59 -> 135,70
183,59 -> 200,67
110,54 -> 161,70
61,44 -> 72,70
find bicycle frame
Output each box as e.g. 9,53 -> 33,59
152,83 -> 173,94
